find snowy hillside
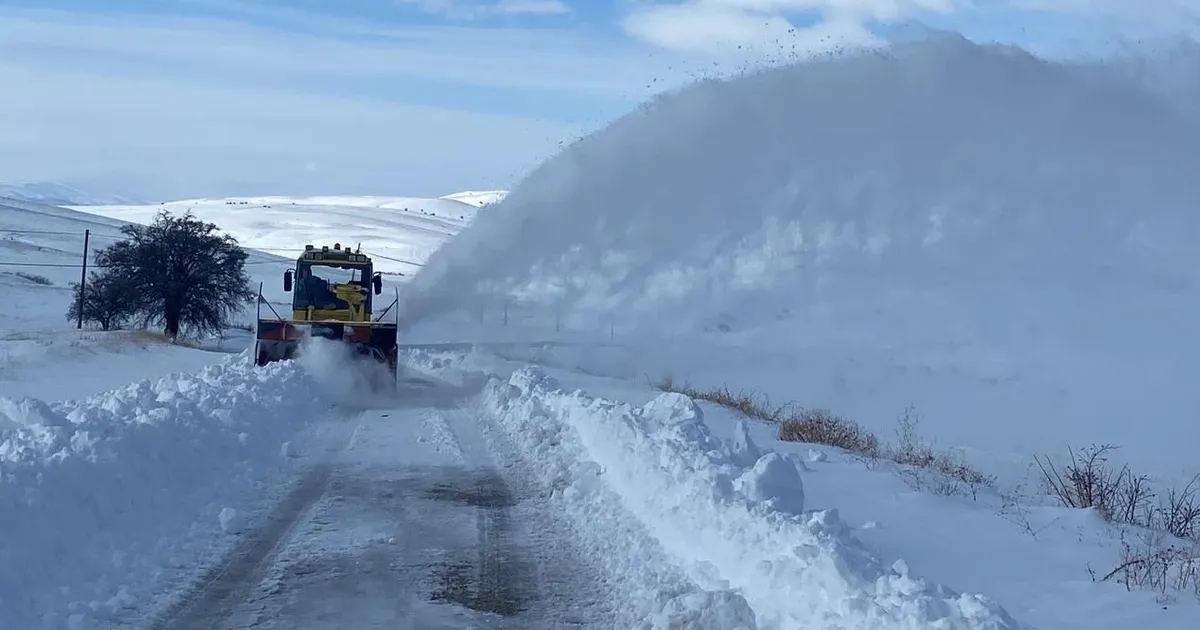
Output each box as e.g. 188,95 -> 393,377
1,197 -> 138,332
0,182 -> 144,206
75,193 -> 489,281
440,189 -> 508,207
0,197 -> 292,332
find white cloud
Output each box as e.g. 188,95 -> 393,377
619,0 -> 944,57
0,6 -> 700,199
496,0 -> 570,14
620,0 -> 1200,56
622,3 -> 881,55
0,58 -> 578,199
0,8 -> 662,97
1008,0 -> 1200,28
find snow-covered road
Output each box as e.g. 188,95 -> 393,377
7,342 -> 1141,630
152,376 -> 622,630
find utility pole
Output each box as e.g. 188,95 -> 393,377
77,229 -> 89,329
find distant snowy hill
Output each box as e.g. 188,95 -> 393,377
73,193 -> 489,282
0,182 -> 145,206
440,190 -> 507,207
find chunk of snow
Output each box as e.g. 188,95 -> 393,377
218,507 -> 241,533
652,589 -> 758,630
735,452 -> 806,517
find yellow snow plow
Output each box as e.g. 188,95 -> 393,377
253,243 -> 399,376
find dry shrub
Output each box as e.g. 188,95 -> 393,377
1034,444 -> 1154,524
1037,445 -> 1200,601
1093,530 -> 1200,602
1033,445 -> 1200,538
1159,476 -> 1200,541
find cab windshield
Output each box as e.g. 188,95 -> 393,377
293,261 -> 373,311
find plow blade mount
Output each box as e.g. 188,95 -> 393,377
254,319 -> 399,374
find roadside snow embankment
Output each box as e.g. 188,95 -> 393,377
0,353 -> 323,629
485,366 -> 1024,630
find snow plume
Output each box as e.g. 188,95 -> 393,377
0,353 -> 323,629
402,33 -> 1200,352
484,366 -> 1024,630
294,335 -> 397,407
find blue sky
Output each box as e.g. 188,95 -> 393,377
0,0 -> 1194,200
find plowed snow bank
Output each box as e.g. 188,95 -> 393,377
485,366 -> 1024,630
0,353 -> 323,629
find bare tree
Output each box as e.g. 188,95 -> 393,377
65,271 -> 136,331
93,210 -> 255,339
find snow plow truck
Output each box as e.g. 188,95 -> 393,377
253,243 -> 399,377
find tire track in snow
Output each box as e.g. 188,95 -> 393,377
430,404 -> 617,627
148,462 -> 335,630
148,379 -> 614,629
423,463 -> 528,618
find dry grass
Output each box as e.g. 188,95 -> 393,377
885,406 -> 996,500
652,376 -> 993,500
90,330 -> 201,349
778,408 -> 881,458
654,376 -> 782,422
11,272 -> 53,285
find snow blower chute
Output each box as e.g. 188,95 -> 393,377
253,243 -> 399,376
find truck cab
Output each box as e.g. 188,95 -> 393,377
283,243 -> 383,323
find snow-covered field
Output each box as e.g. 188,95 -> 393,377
3,32 -> 1199,630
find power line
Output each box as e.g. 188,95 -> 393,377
0,261 -> 92,268
0,260 -> 285,268
363,251 -> 424,267
0,228 -> 107,237
254,245 -> 424,267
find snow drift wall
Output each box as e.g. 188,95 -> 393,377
484,366 -> 1024,630
0,354 -> 324,629
405,33 -> 1200,355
